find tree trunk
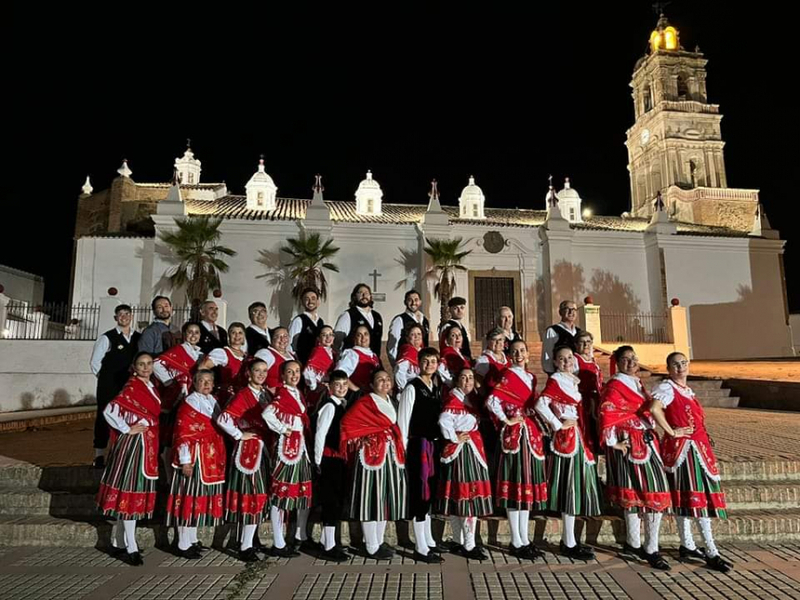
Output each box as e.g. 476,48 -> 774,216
439,270 -> 451,328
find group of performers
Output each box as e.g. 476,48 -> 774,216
91,287 -> 732,574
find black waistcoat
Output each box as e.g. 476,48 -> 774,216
296,314 -> 324,365
345,307 -> 383,357
408,378 -> 442,440
98,328 -> 141,400
399,312 -> 431,347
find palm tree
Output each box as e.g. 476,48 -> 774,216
159,216 -> 237,307
424,237 -> 472,324
280,232 -> 340,302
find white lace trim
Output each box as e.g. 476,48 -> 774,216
234,438 -> 264,474
358,437 -> 404,471
275,432 -> 307,466
663,440 -> 721,481
440,438 -> 488,470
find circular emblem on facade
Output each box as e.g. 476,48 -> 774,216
483,231 -> 505,254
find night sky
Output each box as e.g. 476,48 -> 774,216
4,5 -> 797,311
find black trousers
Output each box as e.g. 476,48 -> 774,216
320,456 -> 347,526
405,436 -> 440,521
94,376 -> 125,449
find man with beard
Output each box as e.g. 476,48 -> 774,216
387,289 -> 430,366
138,296 -> 180,356
288,288 -> 325,365
333,283 -> 384,361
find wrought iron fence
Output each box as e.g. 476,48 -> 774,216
599,311 -> 673,344
1,301 -> 101,340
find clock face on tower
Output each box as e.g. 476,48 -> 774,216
640,129 -> 651,145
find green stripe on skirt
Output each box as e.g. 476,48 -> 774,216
547,439 -> 601,516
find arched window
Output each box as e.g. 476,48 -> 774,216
188,173 -> 195,184
257,191 -> 264,206
643,85 -> 653,112
472,204 -> 478,217
677,75 -> 690,101
367,198 -> 374,213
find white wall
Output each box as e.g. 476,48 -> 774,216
0,341 -> 96,412
72,237 -> 151,306
0,265 -> 44,305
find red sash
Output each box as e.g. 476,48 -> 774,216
396,344 -> 420,368
156,344 -> 199,411
660,383 -> 719,477
269,386 -> 310,464
350,349 -> 380,391
540,377 -> 594,462
441,346 -> 471,376
440,391 -> 487,464
109,377 -> 161,479
599,377 -> 655,461
223,387 -> 271,472
491,368 -> 543,457
340,394 -> 405,467
172,401 -> 226,484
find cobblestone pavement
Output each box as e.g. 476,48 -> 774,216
0,543 -> 799,599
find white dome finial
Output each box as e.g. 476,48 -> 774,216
564,177 -> 571,189
117,159 -> 132,178
81,176 -> 93,195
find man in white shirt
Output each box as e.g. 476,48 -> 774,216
198,301 -> 227,354
245,301 -> 271,354
288,288 -> 325,365
387,289 -> 430,365
333,283 -> 384,359
541,300 -> 582,374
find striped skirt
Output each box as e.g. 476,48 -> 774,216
667,446 -> 727,519
96,433 -> 157,520
436,443 -> 493,517
605,440 -> 672,514
348,449 -> 407,522
495,430 -> 547,511
224,442 -> 271,525
165,461 -> 225,527
270,456 -> 313,511
547,440 -> 601,517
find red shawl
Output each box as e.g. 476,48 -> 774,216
660,383 -> 719,477
540,376 -> 594,461
109,377 -> 161,479
490,368 -> 543,457
305,345 -> 335,378
599,376 -> 654,460
223,387 -> 271,472
396,344 -> 420,368
156,344 -> 199,411
171,399 -> 226,483
440,390 -> 486,463
340,394 -> 405,467
265,348 -> 295,389
478,351 -> 508,392
441,346 -> 471,375
349,348 -> 380,391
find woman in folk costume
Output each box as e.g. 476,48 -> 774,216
96,352 -> 161,566
650,352 -> 733,573
216,359 -> 273,563
199,322 -> 248,406
393,323 -> 425,394
340,369 -> 407,560
166,370 -> 226,559
254,327 -> 296,396
486,339 -> 547,560
437,367 -> 493,561
335,325 -> 380,395
573,331 -> 603,455
302,325 -> 336,410
473,327 -> 510,477
152,322 -> 204,460
535,346 -> 600,561
262,360 -> 313,557
438,324 -> 471,389
599,345 -> 672,571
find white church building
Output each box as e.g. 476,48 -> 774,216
69,16 -> 794,361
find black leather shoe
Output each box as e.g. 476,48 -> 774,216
300,539 -> 324,553
413,550 -> 444,564
320,547 -> 350,562
176,546 -> 203,560
270,545 -> 301,558
706,554 -> 732,573
378,542 -> 396,556
427,543 -> 450,554
620,543 -> 644,560
510,544 -> 541,560
644,551 -> 671,571
239,547 -> 261,563
125,551 -> 144,566
560,541 -> 596,561
192,541 -> 210,552
366,546 -> 394,560
92,456 -> 105,469
463,546 -> 490,561
679,545 -> 706,561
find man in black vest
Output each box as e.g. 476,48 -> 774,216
387,289 -> 430,366
289,288 -> 324,365
198,300 -> 228,354
438,296 -> 472,359
333,283 -> 383,360
541,299 -> 583,374
245,301 -> 271,354
397,347 -> 446,563
498,306 -> 523,356
311,370 -> 350,562
89,304 -> 141,468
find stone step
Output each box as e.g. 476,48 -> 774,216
722,481 -> 800,510
700,396 -> 740,408
0,487 -> 98,517
720,459 -> 800,482
0,464 -> 102,489
2,509 -> 799,548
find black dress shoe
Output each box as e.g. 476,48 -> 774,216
620,543 -> 644,560
271,545 -> 301,558
320,547 -> 350,562
92,456 -> 105,469
125,551 -> 144,566
510,544 -> 541,560
427,543 -> 450,554
644,551 -> 671,571
365,546 -> 394,560
192,541 -> 211,552
706,554 -> 732,573
560,541 -> 596,560
253,542 -> 270,554
413,550 -> 444,564
239,547 -> 261,563
378,542 -> 396,556
176,546 -> 203,560
463,546 -> 490,561
300,539 -> 324,553
679,545 -> 706,561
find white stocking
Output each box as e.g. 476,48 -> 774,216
625,513 -> 641,548
240,524 -> 257,551
676,516 -> 696,550
295,508 -> 310,542
376,520 -> 387,545
424,514 -> 436,547
270,506 -> 286,549
698,517 -> 719,558
561,513 -> 576,548
463,517 -> 477,551
189,527 -> 198,544
518,510 -> 531,546
322,525 -> 336,551
413,519 -> 428,555
644,512 -> 663,555
362,521 -> 379,554
177,526 -> 192,551
111,520 -> 126,549
449,516 -> 463,546
507,509 -> 522,548
122,520 -> 138,553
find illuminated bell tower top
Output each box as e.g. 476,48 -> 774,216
649,13 -> 680,53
